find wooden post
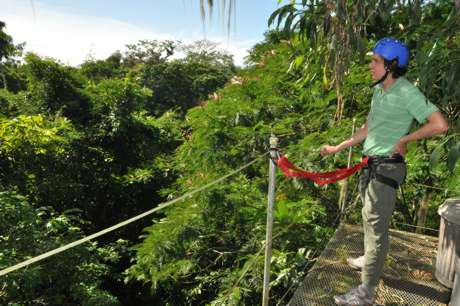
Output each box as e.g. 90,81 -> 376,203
338,118 -> 356,215
262,135 -> 278,306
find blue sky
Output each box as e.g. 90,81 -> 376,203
0,0 -> 281,66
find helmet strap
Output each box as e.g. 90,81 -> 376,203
370,70 -> 389,88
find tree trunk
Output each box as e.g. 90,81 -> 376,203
335,90 -> 344,122
0,66 -> 7,90
415,190 -> 432,234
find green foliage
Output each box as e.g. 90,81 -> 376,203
86,79 -> 150,135
272,0 -> 460,169
0,22 -> 26,93
0,33 -> 235,305
127,32 -> 351,305
0,191 -> 120,306
0,89 -> 15,116
123,40 -> 177,68
0,114 -> 77,155
141,40 -> 235,116
0,21 -> 14,61
14,53 -> 91,123
1,3 -> 458,305
80,51 -> 124,82
0,115 -> 84,211
129,4 -> 458,301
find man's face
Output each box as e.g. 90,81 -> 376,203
369,53 -> 386,81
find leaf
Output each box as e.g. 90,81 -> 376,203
277,6 -> 292,29
429,144 -> 443,171
274,201 -> 290,222
447,141 -> 460,172
283,13 -> 295,33
268,7 -> 283,27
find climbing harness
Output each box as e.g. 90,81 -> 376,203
361,154 -> 406,189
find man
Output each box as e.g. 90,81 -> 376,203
320,37 -> 449,305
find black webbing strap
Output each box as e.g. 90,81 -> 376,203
374,173 -> 399,189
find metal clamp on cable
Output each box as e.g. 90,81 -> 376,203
269,135 -> 280,161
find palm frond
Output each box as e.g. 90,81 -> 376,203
199,0 -> 236,34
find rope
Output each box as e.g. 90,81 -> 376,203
411,182 -> 449,192
392,221 -> 439,233
0,153 -> 268,277
275,153 -> 368,185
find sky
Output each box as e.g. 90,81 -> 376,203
0,0 -> 281,66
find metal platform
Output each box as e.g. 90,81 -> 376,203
288,223 -> 451,306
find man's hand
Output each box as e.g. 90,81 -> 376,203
392,112 -> 448,157
393,138 -> 407,157
319,123 -> 368,157
320,145 -> 339,157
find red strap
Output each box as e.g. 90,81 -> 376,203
275,155 -> 369,185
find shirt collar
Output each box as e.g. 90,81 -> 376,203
378,77 -> 405,95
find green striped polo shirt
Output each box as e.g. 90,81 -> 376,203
362,77 -> 439,156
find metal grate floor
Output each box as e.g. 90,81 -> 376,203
288,223 -> 451,306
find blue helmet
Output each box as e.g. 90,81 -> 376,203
373,38 -> 409,68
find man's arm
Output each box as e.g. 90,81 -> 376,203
393,111 -> 448,156
320,123 -> 368,156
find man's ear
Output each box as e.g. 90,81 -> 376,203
385,59 -> 398,73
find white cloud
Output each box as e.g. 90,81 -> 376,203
0,0 -> 255,66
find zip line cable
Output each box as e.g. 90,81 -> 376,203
0,152 -> 268,277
